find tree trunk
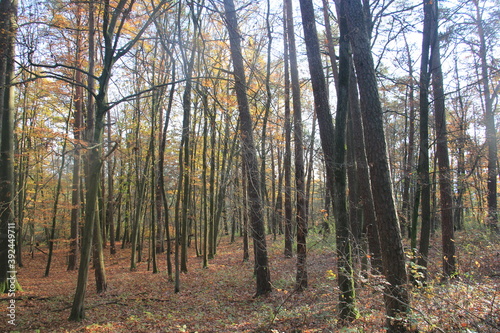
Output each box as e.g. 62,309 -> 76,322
453,58 -> 466,231
298,0 -> 358,320
342,0 -> 411,330
107,110 -> 116,255
414,0 -> 432,283
282,5 -> 293,258
92,199 -> 107,293
159,62 -> 175,280
68,5 -> 84,270
473,0 -> 498,233
45,122 -> 69,277
333,2 -> 359,320
0,0 -> 18,294
429,0 -> 456,278
242,156 -> 249,262
401,35 -> 416,239
284,0 -> 308,292
223,0 -> 272,296
70,0 -> 99,320
348,63 -> 383,274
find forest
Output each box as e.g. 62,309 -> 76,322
0,0 -> 499,331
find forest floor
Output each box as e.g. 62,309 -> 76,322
1,230 -> 499,332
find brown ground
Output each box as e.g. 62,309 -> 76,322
1,231 -> 499,332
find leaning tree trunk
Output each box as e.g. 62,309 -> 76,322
342,0 -> 411,330
223,0 -> 272,296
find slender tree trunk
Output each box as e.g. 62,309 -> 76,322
202,96 -> 209,268
401,35 -> 416,239
415,0 -> 433,282
259,0 -> 273,238
68,5 -> 84,270
208,111 -> 216,259
159,63 -> 175,280
224,0 -> 272,296
321,0 -> 339,89
429,0 -> 456,278
92,197 -> 107,293
453,58 -> 466,231
473,0 -> 498,233
282,4 -> 293,258
242,157 -> 249,262
45,122 -> 69,277
107,110 -> 116,255
284,0 -> 308,291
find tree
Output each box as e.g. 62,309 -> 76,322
413,0 -> 432,282
341,0 -> 411,330
333,1 -> 359,320
428,0 -> 456,278
0,0 -> 18,294
223,0 -> 272,296
68,4 -> 84,271
284,0 -> 308,292
298,0 -> 358,321
472,0 -> 499,233
282,5 -> 293,259
70,0 -> 170,320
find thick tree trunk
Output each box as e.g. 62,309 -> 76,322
348,64 -> 383,274
284,0 -> 308,292
224,0 -> 272,296
0,0 -> 18,294
333,3 -> 358,320
342,0 -> 411,330
298,0 -> 358,320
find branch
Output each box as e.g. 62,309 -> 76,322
114,0 -> 177,61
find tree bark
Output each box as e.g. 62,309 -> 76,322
414,0 -> 432,283
342,0 -> 411,330
333,2 -> 359,321
429,0 -> 456,278
0,0 -> 18,294
284,0 -> 308,292
298,0 -> 358,320
473,0 -> 498,233
282,5 -> 293,259
68,5 -> 84,270
223,0 -> 272,296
